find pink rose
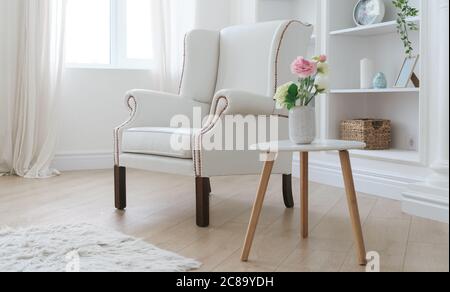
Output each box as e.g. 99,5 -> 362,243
291,57 -> 317,78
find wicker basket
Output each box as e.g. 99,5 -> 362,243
341,119 -> 391,150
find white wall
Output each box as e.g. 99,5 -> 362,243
195,0 -> 234,30
57,68 -> 154,155
54,68 -> 160,170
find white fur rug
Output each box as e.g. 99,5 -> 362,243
0,223 -> 201,272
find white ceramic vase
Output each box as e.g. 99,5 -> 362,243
289,106 -> 316,144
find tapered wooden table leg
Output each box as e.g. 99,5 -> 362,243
241,159 -> 275,262
300,152 -> 309,238
339,150 -> 367,266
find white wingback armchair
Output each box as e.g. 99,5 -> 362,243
114,20 -> 313,227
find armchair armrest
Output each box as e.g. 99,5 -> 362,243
122,89 -> 210,128
114,89 -> 210,166
201,89 -> 277,134
192,90 -> 283,177
212,89 -> 276,116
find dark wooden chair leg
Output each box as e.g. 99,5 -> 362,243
282,174 -> 294,208
206,178 -> 212,195
196,177 -> 210,227
114,166 -> 127,210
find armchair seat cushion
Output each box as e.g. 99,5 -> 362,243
122,127 -> 193,159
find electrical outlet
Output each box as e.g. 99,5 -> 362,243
408,137 -> 416,150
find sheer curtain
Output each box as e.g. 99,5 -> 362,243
149,0 -> 196,92
0,0 -> 66,178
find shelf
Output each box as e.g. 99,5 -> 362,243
350,149 -> 421,164
330,88 -> 420,94
330,17 -> 420,37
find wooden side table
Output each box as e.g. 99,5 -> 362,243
241,140 -> 368,266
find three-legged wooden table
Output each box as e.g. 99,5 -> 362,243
241,140 -> 368,266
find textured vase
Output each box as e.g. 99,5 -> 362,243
289,106 -> 316,144
373,72 -> 387,89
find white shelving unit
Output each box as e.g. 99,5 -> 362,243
323,0 -> 423,164
330,88 -> 420,94
249,0 -> 425,164
251,0 -> 447,222
330,16 -> 420,36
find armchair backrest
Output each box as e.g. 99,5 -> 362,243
216,20 -> 312,98
179,20 -> 313,104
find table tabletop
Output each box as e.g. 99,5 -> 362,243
250,139 -> 366,153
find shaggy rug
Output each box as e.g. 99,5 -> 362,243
0,223 -> 201,272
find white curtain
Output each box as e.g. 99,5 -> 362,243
150,0 -> 196,92
0,0 -> 66,178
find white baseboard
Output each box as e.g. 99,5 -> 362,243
52,151 -> 113,171
293,158 -> 449,222
402,183 -> 449,223
293,159 -> 421,201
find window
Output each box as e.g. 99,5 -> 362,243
126,0 -> 153,60
65,0 -> 154,69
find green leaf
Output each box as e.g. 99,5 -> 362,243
285,92 -> 298,106
286,102 -> 296,110
288,83 -> 299,97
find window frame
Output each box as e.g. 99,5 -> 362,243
65,0 -> 154,70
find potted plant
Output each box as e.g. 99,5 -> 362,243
275,55 -> 329,144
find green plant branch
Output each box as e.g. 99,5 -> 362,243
393,0 -> 419,57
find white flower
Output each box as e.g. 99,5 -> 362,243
274,82 -> 293,108
317,62 -> 329,76
314,75 -> 330,93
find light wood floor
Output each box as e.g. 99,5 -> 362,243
0,169 -> 448,272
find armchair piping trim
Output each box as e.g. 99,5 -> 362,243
114,95 -> 137,166
193,95 -> 229,177
273,20 -> 312,95
178,33 -> 188,95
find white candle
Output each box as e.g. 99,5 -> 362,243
360,58 -> 374,89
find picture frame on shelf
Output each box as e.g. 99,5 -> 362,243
394,55 -> 420,88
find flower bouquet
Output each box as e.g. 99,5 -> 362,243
275,55 -> 330,144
